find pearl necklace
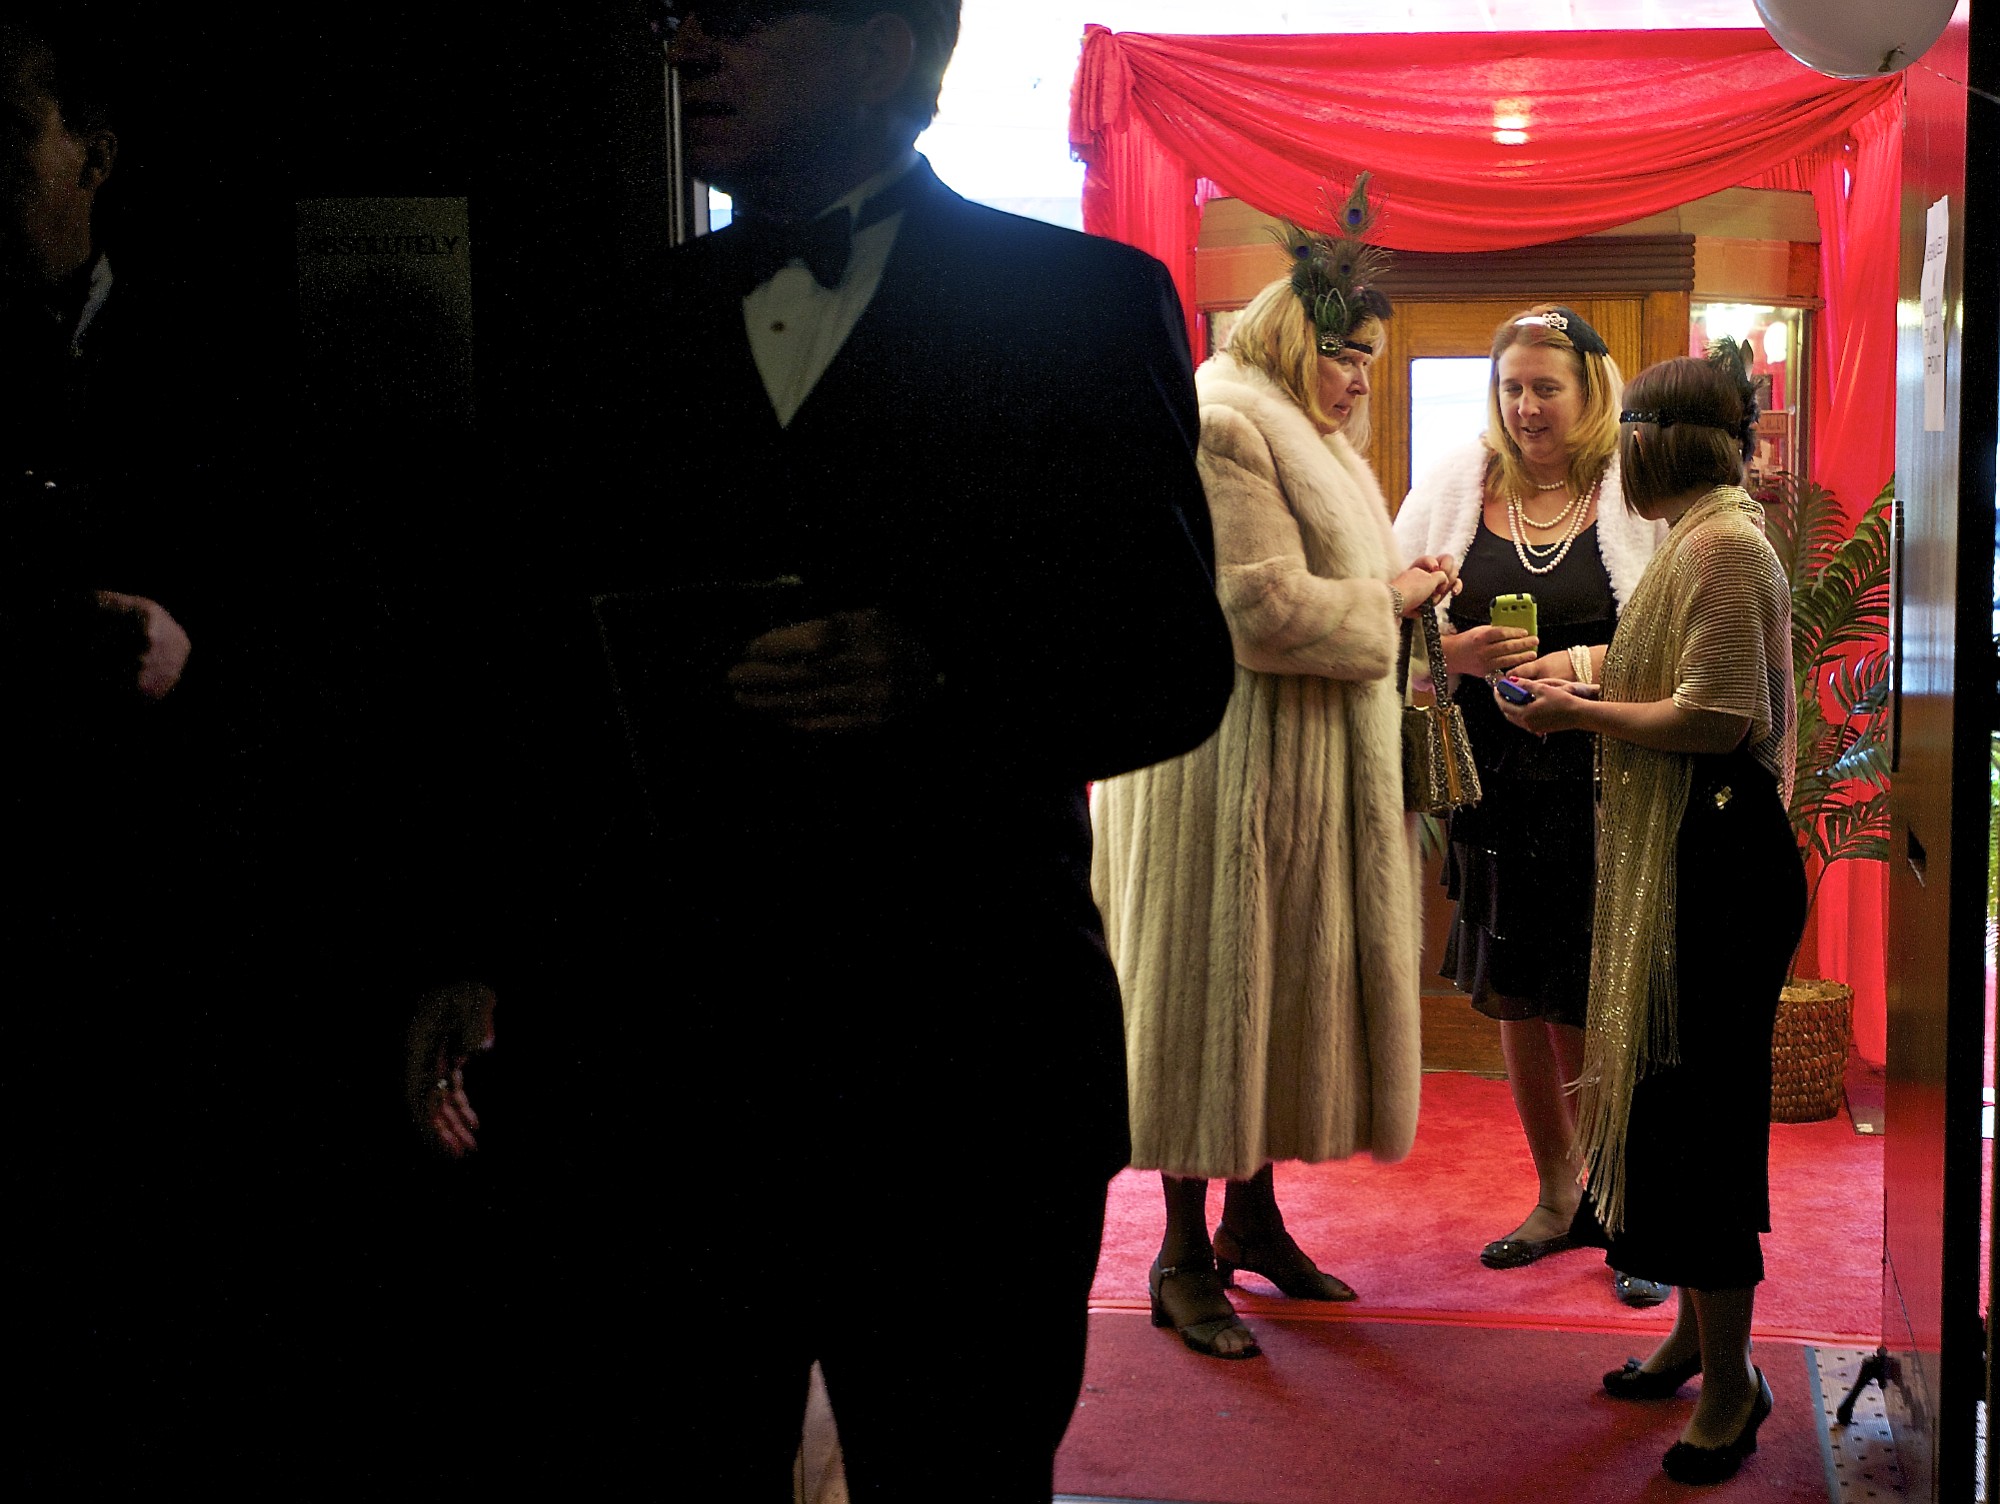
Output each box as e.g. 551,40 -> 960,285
1506,473 -> 1601,575
1513,485 -> 1588,533
1532,477 -> 1568,491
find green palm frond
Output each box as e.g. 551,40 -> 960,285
1417,811 -> 1448,862
1771,474 -> 1895,976
1809,793 -> 1892,866
1828,650 -> 1890,717
1761,473 -> 1852,592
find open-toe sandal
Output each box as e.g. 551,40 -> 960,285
1149,1255 -> 1262,1359
1213,1224 -> 1358,1302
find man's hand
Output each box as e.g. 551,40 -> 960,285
406,982 -> 497,1157
726,608 -> 933,732
95,590 -> 190,699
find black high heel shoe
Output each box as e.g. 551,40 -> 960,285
1661,1368 -> 1773,1485
1602,1351 -> 1702,1400
1212,1224 -> 1358,1302
1149,1256 -> 1262,1360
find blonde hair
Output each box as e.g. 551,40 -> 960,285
1483,303 -> 1623,499
1224,277 -> 1382,445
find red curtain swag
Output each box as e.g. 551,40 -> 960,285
1070,27 -> 1898,1061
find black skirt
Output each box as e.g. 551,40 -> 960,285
1571,749 -> 1807,1290
1441,524 -> 1615,1026
1442,764 -> 1596,1025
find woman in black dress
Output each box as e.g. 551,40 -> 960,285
1498,351 -> 1806,1485
1394,306 -> 1665,1304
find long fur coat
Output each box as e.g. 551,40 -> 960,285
1091,353 -> 1423,1180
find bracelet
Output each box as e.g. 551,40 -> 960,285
1388,585 -> 1404,621
1568,644 -> 1594,685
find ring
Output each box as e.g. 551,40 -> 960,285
434,1077 -> 451,1095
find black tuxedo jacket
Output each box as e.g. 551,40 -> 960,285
445,161 -> 1232,1175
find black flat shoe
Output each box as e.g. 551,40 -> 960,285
1213,1224 -> 1358,1302
1661,1368 -> 1773,1484
1614,1271 -> 1671,1308
1148,1256 -> 1262,1360
1603,1352 -> 1702,1400
1479,1228 -> 1580,1269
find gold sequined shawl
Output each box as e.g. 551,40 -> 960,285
1577,486 -> 1793,1234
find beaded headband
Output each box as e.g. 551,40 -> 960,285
1622,341 -> 1760,445
1272,175 -> 1394,357
1513,306 -> 1608,358
1619,408 -> 1756,437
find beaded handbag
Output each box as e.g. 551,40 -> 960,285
1398,607 -> 1482,815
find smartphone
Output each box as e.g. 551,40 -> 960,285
1494,677 -> 1534,706
1489,592 -> 1538,638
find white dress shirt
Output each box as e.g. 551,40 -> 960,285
742,150 -> 918,428
73,254 -> 114,355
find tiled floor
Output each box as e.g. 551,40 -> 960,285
1810,1345 -> 1909,1503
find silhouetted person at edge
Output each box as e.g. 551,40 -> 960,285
0,15 -> 230,1487
408,1 -> 1234,1496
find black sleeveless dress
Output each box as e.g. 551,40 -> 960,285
1441,522 -> 1616,1025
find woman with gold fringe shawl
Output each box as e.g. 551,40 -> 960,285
1495,349 -> 1805,1487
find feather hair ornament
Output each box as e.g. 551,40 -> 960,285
1705,336 -> 1761,454
1272,174 -> 1395,355
1623,340 -> 1761,457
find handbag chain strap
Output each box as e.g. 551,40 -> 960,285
1415,604 -> 1470,805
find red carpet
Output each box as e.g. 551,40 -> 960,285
1092,1070 -> 1882,1343
1057,1314 -> 1833,1503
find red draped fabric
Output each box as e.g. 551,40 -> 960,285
1075,86 -> 1205,356
1069,27 -> 1899,1061
1069,29 -> 1899,256
1748,104 -> 1903,1064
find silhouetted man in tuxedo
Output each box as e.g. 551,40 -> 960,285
0,14 -> 220,1488
657,9 -> 1233,1487
423,4 -> 1232,1495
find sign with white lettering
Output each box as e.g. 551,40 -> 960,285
295,197 -> 475,430
1921,195 -> 1949,433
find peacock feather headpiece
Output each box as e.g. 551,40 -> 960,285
1272,174 -> 1395,357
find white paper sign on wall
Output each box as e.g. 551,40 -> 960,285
1921,195 -> 1949,433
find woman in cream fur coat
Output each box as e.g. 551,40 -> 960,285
1093,276 -> 1456,1360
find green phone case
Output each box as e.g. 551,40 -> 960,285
1489,592 -> 1537,637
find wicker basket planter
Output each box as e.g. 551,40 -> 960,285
1770,978 -> 1854,1123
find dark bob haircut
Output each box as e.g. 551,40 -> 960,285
1618,355 -> 1758,514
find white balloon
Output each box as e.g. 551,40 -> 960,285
1755,0 -> 1958,79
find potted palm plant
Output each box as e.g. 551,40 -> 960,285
1758,471 -> 1893,1121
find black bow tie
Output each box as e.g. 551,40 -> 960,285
731,208 -> 853,292
727,169 -> 927,294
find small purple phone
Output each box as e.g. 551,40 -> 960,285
1494,677 -> 1534,706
